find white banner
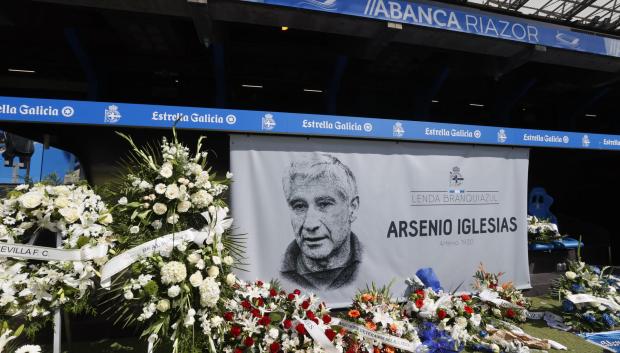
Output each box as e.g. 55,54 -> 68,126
332,318 -> 420,352
0,243 -> 108,262
100,228 -> 209,288
230,135 -> 530,306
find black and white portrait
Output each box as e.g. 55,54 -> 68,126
280,153 -> 364,291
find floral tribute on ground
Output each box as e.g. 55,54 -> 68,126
0,183 -> 115,334
100,132 -> 241,352
553,260 -> 620,332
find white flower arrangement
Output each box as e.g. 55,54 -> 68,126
102,132 -> 239,352
0,184 -> 114,332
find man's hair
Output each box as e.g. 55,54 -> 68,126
282,153 -> 358,202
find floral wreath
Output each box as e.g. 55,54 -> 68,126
100,132 -> 241,352
0,183 -> 114,332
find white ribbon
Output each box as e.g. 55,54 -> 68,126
0,243 -> 108,262
567,293 -> 620,312
295,318 -> 340,353
332,318 -> 420,352
100,227 -> 210,288
479,290 -> 523,310
527,311 -> 572,331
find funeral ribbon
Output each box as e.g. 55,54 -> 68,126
567,293 -> 620,312
0,242 -> 108,262
100,227 -> 211,288
294,318 -> 340,353
527,311 -> 572,331
332,318 -> 421,352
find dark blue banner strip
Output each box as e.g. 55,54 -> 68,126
242,0 -> 620,58
0,95 -> 619,150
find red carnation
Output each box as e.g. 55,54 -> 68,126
323,314 -> 332,324
230,326 -> 241,337
234,348 -> 243,353
270,288 -> 278,297
251,308 -> 261,318
257,297 -> 265,307
224,311 -> 234,321
283,319 -> 292,329
461,294 -> 471,301
293,289 -> 301,295
295,323 -> 306,335
244,336 -> 254,347
288,293 -> 296,301
256,280 -> 264,287
415,289 -> 425,298
259,315 -> 272,326
241,300 -> 252,310
325,329 -> 337,341
270,342 -> 281,353
506,309 -> 516,318
464,306 -> 473,314
415,298 -> 424,309
437,309 -> 447,320
306,311 -> 316,321
301,300 -> 310,310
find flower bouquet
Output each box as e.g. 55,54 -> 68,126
219,280 -> 345,352
527,215 -> 563,244
472,264 -> 529,323
342,284 -> 422,353
553,260 -> 620,332
100,132 -> 242,352
0,183 -> 114,335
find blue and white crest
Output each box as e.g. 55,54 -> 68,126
104,105 -> 121,123
449,166 -> 463,187
392,122 -> 405,137
497,129 -> 507,143
262,113 -> 276,130
582,134 -> 590,147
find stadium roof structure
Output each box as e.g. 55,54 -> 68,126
465,0 -> 620,33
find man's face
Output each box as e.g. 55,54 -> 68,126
286,179 -> 358,260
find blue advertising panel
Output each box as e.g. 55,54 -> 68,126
242,0 -> 620,58
580,331 -> 620,352
0,95 -> 619,151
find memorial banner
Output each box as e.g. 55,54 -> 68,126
230,135 -> 530,306
580,331 -> 620,352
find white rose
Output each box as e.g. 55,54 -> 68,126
54,197 -> 69,208
189,271 -> 203,287
155,184 -> 167,194
269,328 -> 279,339
130,226 -> 140,234
18,191 -> 43,209
168,285 -> 181,298
118,197 -> 128,205
157,299 -> 171,312
153,203 -> 168,215
165,184 -> 180,200
124,291 -> 134,300
223,256 -> 234,266
99,213 -> 113,225
59,207 -> 80,223
565,271 -> 577,280
207,266 -> 219,278
177,200 -> 191,213
226,273 -> 236,286
160,163 -> 173,178
212,256 -> 221,265
151,220 -> 162,230
167,214 -> 179,224
187,252 -> 201,264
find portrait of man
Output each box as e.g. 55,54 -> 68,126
280,153 -> 363,291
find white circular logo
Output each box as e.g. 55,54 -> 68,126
474,130 -> 481,139
563,136 -> 569,143
363,123 -> 373,132
226,114 -> 236,125
61,106 -> 74,117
